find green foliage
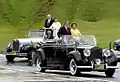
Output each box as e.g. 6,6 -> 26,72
51,0 -> 103,22
0,0 -> 44,26
1,0 -> 120,51
81,0 -> 102,22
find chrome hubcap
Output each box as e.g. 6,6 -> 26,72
70,59 -> 77,75
36,57 -> 42,71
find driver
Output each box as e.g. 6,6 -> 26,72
46,29 -> 54,39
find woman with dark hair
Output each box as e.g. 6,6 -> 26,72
71,22 -> 81,36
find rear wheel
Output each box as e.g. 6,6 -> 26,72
35,52 -> 46,72
6,55 -> 15,62
69,58 -> 80,76
28,50 -> 35,66
105,69 -> 115,77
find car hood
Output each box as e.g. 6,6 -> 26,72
14,38 -> 43,45
114,39 -> 120,44
77,45 -> 95,49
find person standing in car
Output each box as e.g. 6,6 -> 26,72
44,14 -> 54,28
50,18 -> 61,38
71,22 -> 82,36
57,21 -> 71,38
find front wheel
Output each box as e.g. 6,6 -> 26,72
28,50 -> 35,66
69,58 -> 80,76
105,69 -> 115,77
6,55 -> 15,62
35,53 -> 46,72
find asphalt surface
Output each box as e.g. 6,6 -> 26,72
0,55 -> 120,82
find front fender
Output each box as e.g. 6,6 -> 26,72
107,52 -> 118,66
67,50 -> 82,63
36,48 -> 46,61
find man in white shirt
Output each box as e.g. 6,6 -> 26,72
50,18 -> 61,38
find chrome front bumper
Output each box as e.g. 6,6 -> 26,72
77,64 -> 118,70
6,52 -> 27,57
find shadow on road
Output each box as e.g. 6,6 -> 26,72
6,58 -> 28,66
45,70 -> 114,79
5,58 -> 115,80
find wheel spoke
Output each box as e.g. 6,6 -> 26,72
36,58 -> 42,70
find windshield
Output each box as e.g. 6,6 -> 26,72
28,30 -> 45,38
61,35 -> 97,46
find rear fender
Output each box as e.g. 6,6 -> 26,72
36,48 -> 46,61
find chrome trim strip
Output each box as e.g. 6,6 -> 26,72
77,64 -> 118,69
106,66 -> 118,69
77,66 -> 92,68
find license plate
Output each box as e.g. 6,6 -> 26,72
11,52 -> 16,55
16,53 -> 27,56
95,64 -> 104,70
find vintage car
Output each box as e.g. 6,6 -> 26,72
112,39 -> 120,59
33,35 -> 118,77
5,29 -> 46,65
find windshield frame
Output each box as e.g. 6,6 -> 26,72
61,35 -> 97,47
28,29 -> 45,38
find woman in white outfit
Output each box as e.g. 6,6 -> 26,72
50,18 -> 61,38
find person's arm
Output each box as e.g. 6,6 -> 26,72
69,28 -> 72,35
44,19 -> 47,27
70,29 -> 73,36
49,19 -> 54,27
57,27 -> 62,38
77,29 -> 82,36
59,22 -> 61,28
50,23 -> 54,29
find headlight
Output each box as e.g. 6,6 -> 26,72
102,49 -> 111,57
83,49 -> 91,57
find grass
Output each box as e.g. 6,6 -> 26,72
75,19 -> 120,48
50,0 -> 120,48
1,19 -> 120,51
0,26 -> 27,51
1,0 -> 120,51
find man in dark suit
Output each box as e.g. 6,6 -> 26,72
44,14 -> 54,28
57,21 -> 71,38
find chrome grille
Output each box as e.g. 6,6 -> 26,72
12,40 -> 20,52
89,47 -> 102,61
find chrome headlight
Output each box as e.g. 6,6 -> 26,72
83,49 -> 91,57
102,49 -> 111,57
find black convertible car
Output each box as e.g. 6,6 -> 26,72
33,35 -> 118,77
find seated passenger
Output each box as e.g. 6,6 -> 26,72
70,22 -> 82,36
50,18 -> 61,38
46,30 -> 54,39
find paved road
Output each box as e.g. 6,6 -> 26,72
0,55 -> 120,82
